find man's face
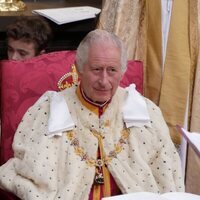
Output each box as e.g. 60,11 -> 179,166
78,42 -> 123,103
7,38 -> 37,61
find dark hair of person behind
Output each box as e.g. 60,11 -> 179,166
6,16 -> 53,54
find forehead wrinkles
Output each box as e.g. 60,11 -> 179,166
89,44 -> 121,63
89,57 -> 120,68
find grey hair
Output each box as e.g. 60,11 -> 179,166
76,29 -> 127,72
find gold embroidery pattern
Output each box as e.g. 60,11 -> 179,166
57,64 -> 79,90
66,129 -> 130,167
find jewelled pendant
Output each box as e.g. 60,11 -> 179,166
94,171 -> 104,184
94,159 -> 104,184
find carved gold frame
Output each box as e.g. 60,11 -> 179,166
0,0 -> 26,11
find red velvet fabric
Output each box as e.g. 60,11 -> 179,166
0,50 -> 143,199
0,50 -> 76,165
120,60 -> 143,94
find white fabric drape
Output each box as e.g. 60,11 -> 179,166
161,0 -> 173,72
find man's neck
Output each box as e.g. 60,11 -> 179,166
80,87 -> 110,108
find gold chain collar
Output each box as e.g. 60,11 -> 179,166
66,128 -> 130,167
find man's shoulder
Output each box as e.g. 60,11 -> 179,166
60,85 -> 77,95
144,98 -> 165,118
144,97 -> 159,109
32,87 -> 76,109
116,86 -> 127,96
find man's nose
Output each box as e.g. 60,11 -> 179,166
99,70 -> 109,85
10,52 -> 20,61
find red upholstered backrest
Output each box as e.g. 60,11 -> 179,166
0,51 -> 143,166
0,51 -> 76,166
120,60 -> 143,94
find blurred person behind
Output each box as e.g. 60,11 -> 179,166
6,15 -> 52,61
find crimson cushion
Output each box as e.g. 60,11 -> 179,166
0,50 -> 76,165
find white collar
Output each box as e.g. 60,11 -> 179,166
47,92 -> 75,137
47,84 -> 151,137
122,84 -> 151,128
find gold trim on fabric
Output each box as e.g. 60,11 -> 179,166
92,184 -> 101,200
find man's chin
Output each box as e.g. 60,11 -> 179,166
92,91 -> 112,103
93,97 -> 111,104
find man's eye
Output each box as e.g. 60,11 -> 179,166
93,68 -> 101,72
108,68 -> 116,73
19,52 -> 28,57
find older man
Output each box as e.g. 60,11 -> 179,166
0,29 -> 184,200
